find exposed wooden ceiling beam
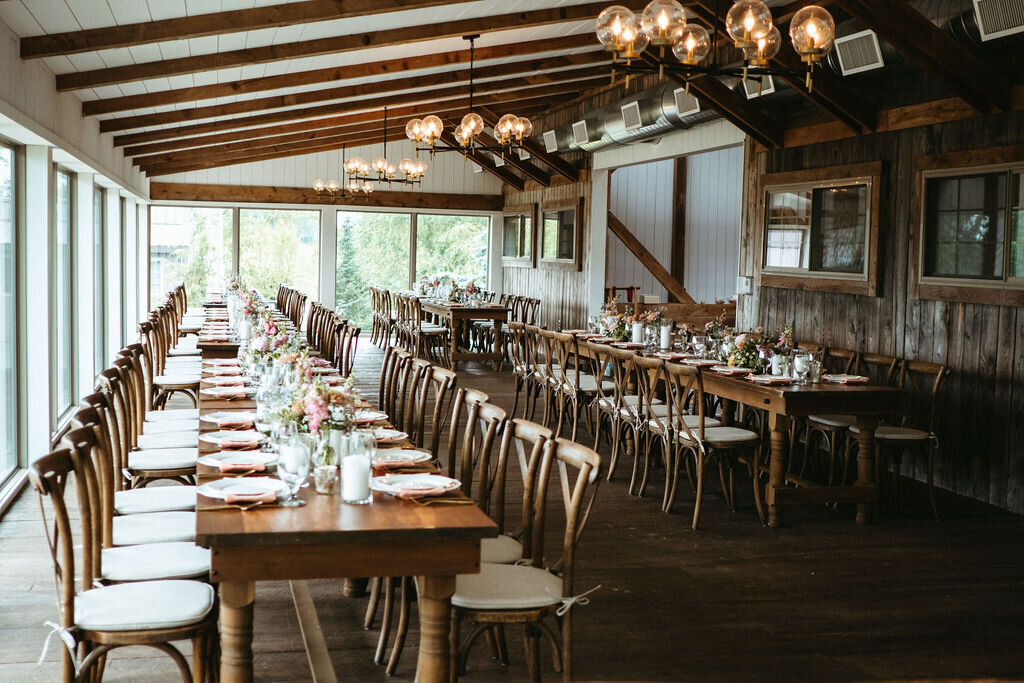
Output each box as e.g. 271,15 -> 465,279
96,56 -> 607,132
439,129 -> 525,191
83,34 -> 598,116
771,0 -> 837,24
476,105 -> 579,182
23,0 -> 468,59
149,182 -> 504,212
474,133 -> 551,187
836,0 -> 1011,113
110,76 -> 608,146
56,1 -> 639,91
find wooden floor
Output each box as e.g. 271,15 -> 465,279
4,342 -> 1024,681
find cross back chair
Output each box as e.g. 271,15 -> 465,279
30,443 -> 216,683
537,329 -> 602,442
451,436 -> 602,682
408,363 -> 457,458
505,322 -> 537,420
665,362 -> 761,529
334,321 -> 361,377
591,344 -> 646,487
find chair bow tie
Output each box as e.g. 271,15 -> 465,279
557,584 -> 602,617
38,620 -> 79,673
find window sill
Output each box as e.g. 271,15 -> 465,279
916,280 -> 1024,306
0,469 -> 28,521
502,258 -> 534,268
760,272 -> 877,296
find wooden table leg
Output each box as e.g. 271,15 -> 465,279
492,318 -> 504,371
766,413 -> 789,528
855,415 -> 879,525
449,317 -> 461,368
415,575 -> 455,683
220,581 -> 255,683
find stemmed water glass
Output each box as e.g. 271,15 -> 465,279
275,433 -> 313,507
793,351 -> 812,384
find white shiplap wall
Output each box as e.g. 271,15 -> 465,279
606,158 -> 674,303
683,145 -> 743,304
157,138 -> 503,195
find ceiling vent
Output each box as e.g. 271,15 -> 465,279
834,29 -> 884,75
472,163 -> 483,174
518,148 -> 531,161
493,154 -> 505,168
673,88 -> 701,117
621,101 -> 643,131
973,0 -> 1024,40
572,120 -> 590,146
742,75 -> 775,99
542,130 -> 559,153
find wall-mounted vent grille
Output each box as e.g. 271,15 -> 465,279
621,101 -> 643,131
672,88 -> 701,117
974,0 -> 1024,40
493,154 -> 505,168
572,120 -> 590,145
742,75 -> 775,99
834,29 -> 884,75
543,130 -> 558,153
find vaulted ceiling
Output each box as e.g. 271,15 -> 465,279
0,0 -> 1016,189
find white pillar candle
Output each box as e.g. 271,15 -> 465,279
342,454 -> 371,502
238,318 -> 251,340
660,325 -> 672,350
632,322 -> 644,344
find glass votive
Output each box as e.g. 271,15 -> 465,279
341,431 -> 374,505
313,465 -> 338,494
808,359 -> 823,383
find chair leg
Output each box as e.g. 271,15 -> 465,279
193,633 -> 206,683
524,624 -> 542,683
638,430 -> 654,497
607,419 -> 622,482
385,577 -> 412,675
363,577 -> 381,629
692,451 -> 707,530
662,442 -> 676,512
926,443 -> 939,521
373,577 -> 394,664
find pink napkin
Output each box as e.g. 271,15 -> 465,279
211,367 -> 242,376
210,377 -> 246,386
218,437 -> 260,449
224,490 -> 276,504
394,486 -> 449,500
201,336 -> 231,342
824,375 -> 869,384
208,389 -> 250,400
311,358 -> 332,367
214,416 -> 254,428
218,461 -> 266,473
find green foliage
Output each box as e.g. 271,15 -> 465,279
414,214 -> 489,283
239,209 -> 320,300
149,207 -> 231,308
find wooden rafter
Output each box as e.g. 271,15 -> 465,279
149,182 -> 504,212
439,130 -> 524,191
110,77 -> 608,146
21,0 -> 467,59
474,133 -> 551,187
83,34 -> 598,117
96,58 -> 608,132
56,1 -> 641,92
607,211 -> 695,304
476,105 -> 579,182
836,0 -> 1011,113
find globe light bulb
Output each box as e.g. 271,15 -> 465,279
362,181 -> 374,194
313,179 -> 325,192
726,0 -> 772,48
789,5 -> 835,61
640,0 -> 685,46
596,6 -> 638,52
326,180 -> 339,193
422,115 -> 443,141
672,23 -> 710,65
750,25 -> 781,66
405,118 -> 423,141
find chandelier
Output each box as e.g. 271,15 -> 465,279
596,0 -> 836,92
313,108 -> 426,199
405,35 -> 534,157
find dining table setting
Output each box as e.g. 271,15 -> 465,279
189,286 -> 496,683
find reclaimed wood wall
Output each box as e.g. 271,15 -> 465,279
737,110 -> 1024,514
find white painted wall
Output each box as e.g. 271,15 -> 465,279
607,159 -> 675,303
684,145 -> 743,304
592,119 -> 745,171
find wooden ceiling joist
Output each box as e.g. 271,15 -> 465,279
96,58 -> 608,132
82,34 -> 598,117
56,1 -> 638,92
22,0 -> 467,59
476,105 -> 580,182
837,0 -> 1011,113
474,134 -> 551,187
439,130 -> 525,191
110,77 -> 609,147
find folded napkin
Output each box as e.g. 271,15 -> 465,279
214,416 -> 254,428
394,486 -> 449,500
209,377 -> 247,386
823,374 -> 869,384
210,367 -> 242,376
224,490 -> 277,504
747,375 -> 792,384
310,357 -> 332,367
218,437 -> 261,449
655,352 -> 688,360
200,336 -> 231,342
218,461 -> 267,473
210,390 -> 250,400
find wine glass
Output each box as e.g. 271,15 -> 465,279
692,335 -> 707,359
793,351 -> 812,384
275,434 -> 312,507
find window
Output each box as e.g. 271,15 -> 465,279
336,211 -> 410,330
53,167 -> 75,424
502,205 -> 534,266
150,206 -> 232,309
0,145 -> 16,481
239,208 -> 320,300
540,200 -> 582,270
119,196 -> 126,347
915,147 -> 1024,305
415,214 -> 489,284
93,186 -> 105,373
758,162 -> 881,296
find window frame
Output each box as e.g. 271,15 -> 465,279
913,144 -> 1024,306
539,198 -> 583,272
93,184 -> 106,375
0,140 -> 19,491
501,203 -> 535,267
51,165 -> 76,429
757,161 -> 883,296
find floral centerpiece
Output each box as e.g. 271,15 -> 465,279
628,306 -> 664,326
775,325 -> 795,357
727,328 -> 775,370
704,309 -> 729,339
597,298 -> 629,341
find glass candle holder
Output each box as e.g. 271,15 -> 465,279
341,431 -> 374,505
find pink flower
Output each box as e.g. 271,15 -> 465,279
735,333 -> 747,346
304,393 -> 329,435
755,326 -> 764,334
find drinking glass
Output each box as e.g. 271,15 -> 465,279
793,351 -> 812,384
342,431 -> 375,505
312,433 -> 339,495
692,335 -> 707,359
275,434 -> 312,507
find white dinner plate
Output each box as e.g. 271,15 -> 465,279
710,366 -> 750,375
682,359 -> 719,367
310,366 -> 336,374
370,473 -> 460,495
353,409 -> 388,424
199,411 -> 258,428
203,359 -> 240,367
373,449 -> 432,467
196,477 -> 286,500
204,375 -> 251,386
823,374 -> 869,384
199,430 -> 266,448
200,386 -> 256,398
373,428 -> 408,444
197,451 -> 278,468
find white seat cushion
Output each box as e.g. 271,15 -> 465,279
114,486 -> 197,515
143,421 -> 198,436
678,425 -> 759,445
809,414 -> 857,428
167,348 -> 201,357
154,374 -> 200,387
102,542 -> 210,582
679,414 -> 721,428
576,376 -> 615,394
146,408 -> 199,422
128,448 -> 198,470
848,425 -> 930,441
453,562 -> 562,611
137,431 -> 199,450
112,511 -> 196,546
75,580 -> 214,631
481,534 -> 523,565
